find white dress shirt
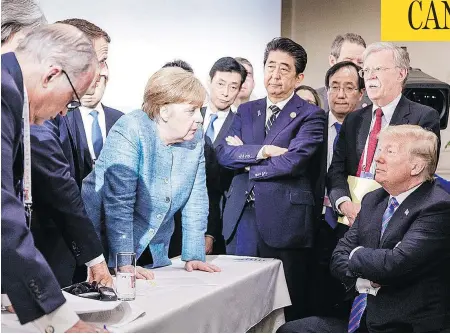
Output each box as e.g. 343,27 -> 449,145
351,182 -> 423,296
335,93 -> 402,210
79,104 -> 107,160
203,106 -> 231,142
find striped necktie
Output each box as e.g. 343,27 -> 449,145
348,196 -> 399,332
266,105 -> 281,135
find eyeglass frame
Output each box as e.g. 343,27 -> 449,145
327,85 -> 360,95
62,70 -> 82,110
358,66 -> 399,78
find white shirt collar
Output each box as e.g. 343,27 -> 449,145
266,92 -> 295,111
79,103 -> 105,117
206,105 -> 230,119
328,111 -> 340,129
390,182 -> 422,206
372,93 -> 402,124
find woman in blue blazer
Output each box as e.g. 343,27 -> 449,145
82,67 -> 220,277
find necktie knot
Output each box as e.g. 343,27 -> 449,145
269,104 -> 281,116
90,110 -> 99,119
389,197 -> 399,210
210,113 -> 218,123
334,122 -> 342,134
205,113 -> 218,142
375,108 -> 383,118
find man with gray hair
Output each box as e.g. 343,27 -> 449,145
2,24 -> 107,332
316,33 -> 371,112
327,42 -> 441,227
279,125 -> 450,332
1,0 -> 47,52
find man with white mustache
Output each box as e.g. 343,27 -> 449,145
327,42 -> 441,227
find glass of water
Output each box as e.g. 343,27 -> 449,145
115,252 -> 136,301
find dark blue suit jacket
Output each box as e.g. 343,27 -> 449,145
216,94 -> 326,248
331,181 -> 450,332
1,52 -> 66,323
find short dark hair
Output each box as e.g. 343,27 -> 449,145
57,18 -> 110,43
209,57 -> 247,86
330,33 -> 366,59
263,37 -> 307,75
325,61 -> 365,90
294,85 -> 322,108
162,59 -> 194,73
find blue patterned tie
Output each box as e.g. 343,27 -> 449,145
205,113 -> 218,142
348,197 -> 399,332
333,122 -> 342,150
90,110 -> 103,159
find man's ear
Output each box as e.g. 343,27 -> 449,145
411,159 -> 426,177
295,73 -> 304,87
159,105 -> 170,122
329,55 -> 337,67
42,66 -> 63,88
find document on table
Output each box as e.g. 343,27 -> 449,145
338,175 -> 382,225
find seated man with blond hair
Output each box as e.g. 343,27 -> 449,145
278,125 -> 450,333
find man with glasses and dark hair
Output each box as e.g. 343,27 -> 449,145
29,18 -> 121,290
316,33 -> 371,112
327,42 -> 440,228
1,23 -> 108,333
309,61 -> 365,317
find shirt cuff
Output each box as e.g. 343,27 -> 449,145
205,234 -> 215,241
256,146 -> 266,160
349,246 -> 363,259
335,196 -> 352,214
33,302 -> 79,333
85,254 -> 105,267
356,278 -> 381,296
1,294 -> 12,307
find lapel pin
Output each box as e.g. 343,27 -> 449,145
290,112 -> 296,119
257,110 -> 261,117
404,209 -> 409,216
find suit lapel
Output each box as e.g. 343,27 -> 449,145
379,182 -> 432,246
389,95 -> 411,125
263,95 -> 301,144
103,104 -> 115,134
356,108 -> 373,162
367,194 -> 390,248
214,111 -> 234,147
252,99 -> 266,144
73,108 -> 92,168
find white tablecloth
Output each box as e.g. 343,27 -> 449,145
2,255 -> 291,333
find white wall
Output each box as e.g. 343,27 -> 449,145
38,0 -> 282,112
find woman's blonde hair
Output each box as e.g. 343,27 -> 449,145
142,67 -> 206,119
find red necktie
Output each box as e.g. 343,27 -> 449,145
356,108 -> 383,177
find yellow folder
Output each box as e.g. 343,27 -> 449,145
338,176 -> 382,225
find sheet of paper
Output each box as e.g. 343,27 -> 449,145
338,175 -> 382,225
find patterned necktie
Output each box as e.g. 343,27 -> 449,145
380,197 -> 399,238
266,105 -> 281,135
348,196 -> 399,333
333,122 -> 342,150
356,108 -> 383,177
205,113 -> 218,142
90,110 -> 103,159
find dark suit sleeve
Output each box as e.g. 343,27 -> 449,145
327,114 -> 352,208
249,108 -> 325,180
30,121 -> 103,265
216,107 -> 265,169
348,200 -> 450,285
330,217 -> 360,290
1,100 -> 65,324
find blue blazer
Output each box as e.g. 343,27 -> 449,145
216,94 -> 326,249
82,110 -> 208,268
1,52 -> 65,323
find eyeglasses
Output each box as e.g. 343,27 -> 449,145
328,85 -> 359,95
62,70 -> 82,110
358,66 -> 398,78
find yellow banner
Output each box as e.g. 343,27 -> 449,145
381,0 -> 450,41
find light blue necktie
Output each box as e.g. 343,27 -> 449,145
348,197 -> 399,333
205,113 -> 218,142
90,110 -> 103,159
